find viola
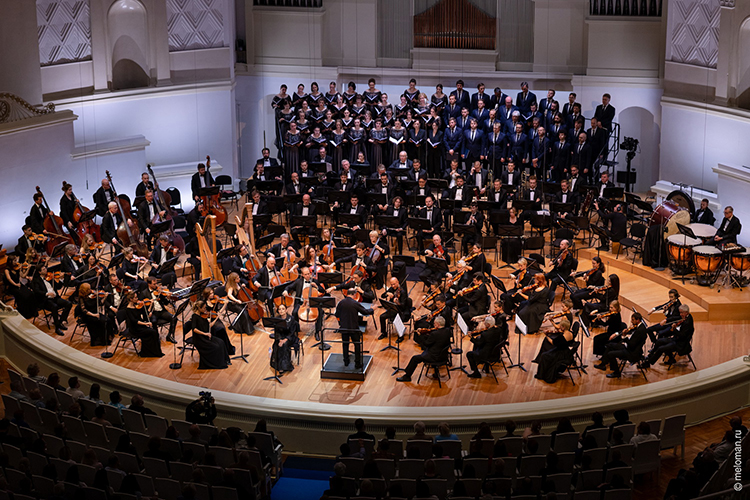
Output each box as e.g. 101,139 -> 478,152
88,290 -> 110,299
369,237 -> 383,263
28,233 -> 47,242
512,283 -> 535,298
45,271 -> 67,282
135,299 -> 153,309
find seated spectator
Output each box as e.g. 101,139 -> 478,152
81,448 -> 101,468
246,435 -> 270,466
492,440 -> 508,458
28,388 -> 45,408
66,403 -> 82,419
109,390 -> 127,414
26,363 -> 47,384
540,451 -> 562,480
523,420 -> 543,441
465,440 -> 487,459
503,420 -> 517,437
166,425 -> 180,441
472,421 -> 494,441
608,409 -> 631,439
372,438 -> 395,460
91,406 -> 112,427
348,418 -> 376,442
84,383 -> 104,405
434,422 -> 458,442
144,436 -> 172,466
8,381 -> 29,402
66,377 -> 85,400
228,451 -> 262,486
550,417 -> 576,447
409,421 -> 428,441
487,457 -> 507,478
603,450 -> 627,474
710,430 -> 736,463
582,411 -> 606,440
45,398 -> 60,416
254,419 -> 282,448
385,426 -> 397,440
187,424 -> 208,447
11,410 -> 31,429
46,372 -> 66,391
610,428 -> 625,446
731,416 -> 748,438
629,421 -> 658,447
128,394 -> 156,417
362,461 -> 381,479
336,442 -> 365,460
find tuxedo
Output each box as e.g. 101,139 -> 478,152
101,211 -> 123,243
31,273 -> 72,330
467,168 -> 489,190
449,185 -> 473,205
450,89 -> 471,110
256,157 -> 280,168
190,171 -> 215,200
693,207 -> 715,226
516,91 -> 537,115
290,202 -> 317,243
554,190 -> 580,210
135,181 -> 155,199
339,204 -> 367,228
596,180 -> 615,199
594,103 -> 616,131
488,186 -> 508,206
467,325 -> 507,372
285,181 -> 304,195
568,175 -> 583,193
92,187 -> 116,216
524,187 -> 543,206
715,216 -> 742,245
335,297 -> 373,366
502,169 -> 522,189
334,181 -> 354,193
28,203 -> 49,235
388,159 -> 413,172
406,169 -> 428,183
16,235 -> 43,261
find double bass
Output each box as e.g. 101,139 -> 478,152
198,155 -> 228,226
35,186 -> 73,256
105,171 -> 148,257
146,164 -> 185,253
66,183 -> 102,242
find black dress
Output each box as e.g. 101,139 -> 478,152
5,269 -> 37,319
426,129 -> 444,177
270,318 -> 300,372
206,302 -> 236,355
592,312 -> 623,356
331,131 -> 348,170
125,307 -> 164,357
79,296 -> 109,346
348,128 -> 367,162
534,333 -> 574,383
284,132 -> 302,177
369,129 -> 388,169
517,287 -> 550,334
191,314 -> 230,370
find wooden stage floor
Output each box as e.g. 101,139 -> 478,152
25,211 -> 750,409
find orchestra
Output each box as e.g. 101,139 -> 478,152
7,79 -> 743,391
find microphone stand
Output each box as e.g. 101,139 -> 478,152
97,271 -> 114,359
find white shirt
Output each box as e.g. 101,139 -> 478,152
350,206 -> 357,214
507,173 -> 513,185
475,173 -> 482,186
494,192 -> 501,202
199,175 -> 206,188
252,204 -> 259,215
418,188 -> 426,195
381,185 -> 388,194
561,192 -> 568,203
393,209 -> 399,216
43,279 -> 54,295
148,202 -> 156,220
105,190 -> 112,202
158,248 -> 167,266
529,190 -> 536,201
151,291 -> 163,312
455,188 -> 463,200
302,206 -> 309,216
599,183 -> 606,197
427,209 -> 433,220
292,183 -> 300,193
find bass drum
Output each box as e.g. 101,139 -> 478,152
650,200 -> 691,237
666,190 -> 696,216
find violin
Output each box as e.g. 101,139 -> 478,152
88,290 -> 110,300
45,271 -> 67,282
28,232 -> 47,242
464,251 -> 480,264
512,283 -> 534,297
135,299 -> 153,309
590,284 -> 611,293
554,248 -> 569,267
434,245 -> 445,259
459,282 -> 482,296
421,287 -> 440,309
208,296 -> 229,307
199,310 -> 220,320
649,298 -> 677,315
593,310 -> 616,321
544,311 -> 568,322
417,305 -> 445,323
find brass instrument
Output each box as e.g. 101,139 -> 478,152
579,188 -> 595,216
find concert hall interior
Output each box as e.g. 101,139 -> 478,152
1,0 -> 750,498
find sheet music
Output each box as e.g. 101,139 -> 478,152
457,314 -> 469,336
394,315 -> 405,337
515,314 -> 527,335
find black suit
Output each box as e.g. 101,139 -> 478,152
553,190 -> 580,212
545,250 -> 576,303
16,235 -> 43,261
290,202 -> 317,244
460,283 -> 489,327
92,188 -> 116,216
550,141 -> 572,181
693,207 -> 715,226
403,327 -> 452,377
135,181 -> 155,199
28,203 -> 48,235
601,324 -> 648,373
417,206 -> 443,251
715,216 -> 741,245
137,199 -> 166,249
501,170 -> 522,191
594,103 -> 616,131
256,157 -> 280,168
335,297 -> 374,366
646,315 -> 694,365
31,274 -> 72,329
148,245 -> 178,288
571,142 -> 593,180
450,89 -> 471,110
448,185 -> 473,207
467,325 -> 507,372
190,171 -> 215,200
597,209 -> 628,247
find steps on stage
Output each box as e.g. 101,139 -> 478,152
578,248 -> 750,321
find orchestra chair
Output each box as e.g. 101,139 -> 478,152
667,338 -> 697,372
215,175 -> 240,211
551,227 -> 576,252
617,222 -> 647,263
616,352 -> 649,381
111,327 -> 141,357
417,345 -> 452,388
165,187 -> 184,214
523,237 -> 546,262
481,342 -> 510,384
69,311 -> 90,345
33,308 -> 54,329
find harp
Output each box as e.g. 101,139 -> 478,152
195,215 -> 223,281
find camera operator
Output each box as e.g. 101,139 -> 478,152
185,391 -> 217,425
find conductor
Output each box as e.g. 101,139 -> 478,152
335,295 -> 374,369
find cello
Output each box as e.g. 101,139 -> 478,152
67,183 -> 102,242
298,283 -> 320,322
105,171 -> 149,257
146,164 -> 185,253
35,186 -> 73,256
198,155 -> 228,226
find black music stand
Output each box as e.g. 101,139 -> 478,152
407,217 -> 432,253
262,317 -> 287,383
198,186 -> 220,198
254,234 -> 275,254
481,236 -> 500,265
427,178 -> 448,192
332,248 -> 355,271
550,202 -> 575,216
156,256 -> 179,278
310,296 -> 336,350
108,252 -> 125,270
368,193 -> 387,207
400,179 -> 417,193
310,161 -> 330,174
169,299 -> 192,369
79,210 -> 97,224
379,299 -> 400,353
365,178 -> 381,190
513,199 -> 538,213
407,194 -> 428,208
589,224 -> 610,256
510,315 -> 528,372
453,224 -> 475,255
254,180 -> 282,194
450,315 -> 471,375
217,247 -> 238,261
328,191 -> 351,207
290,215 -> 317,230
151,220 -> 172,236
603,187 -> 624,200
495,225 -> 524,270
339,213 -> 363,229
51,242 -> 68,259
489,273 -> 507,299
375,215 -> 400,230
230,304 -> 250,363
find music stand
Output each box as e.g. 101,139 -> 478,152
310,297 -> 336,350
589,224 -> 610,256
481,236 -> 500,265
262,316 -> 287,383
230,304 -> 250,363
158,256 -> 179,277
453,224 -> 475,255
375,215 -> 400,230
290,215 -> 317,230
169,299 -> 192,369
339,213 -> 363,230
198,186 -> 220,198
550,202 -> 575,216
603,187 -> 624,200
255,234 -> 275,252
365,178 -> 382,189
327,191 -> 351,206
513,199 -> 538,212
676,223 -> 697,240
78,210 -> 97,224
51,242 -> 68,260
427,178 -> 448,192
400,179 -> 417,193
425,257 -> 450,286
368,193 -> 387,207
107,252 -> 125,269
379,299 -> 400,352
255,180 -> 282,194
392,255 -> 416,268
489,273 -> 507,299
495,225 -> 524,270
151,220 -> 172,236
510,315 -> 528,372
332,248 -> 355,271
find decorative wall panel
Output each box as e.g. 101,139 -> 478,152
669,0 -> 719,68
36,0 -> 92,66
167,0 -> 226,52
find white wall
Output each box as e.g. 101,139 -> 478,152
55,84 -> 237,176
